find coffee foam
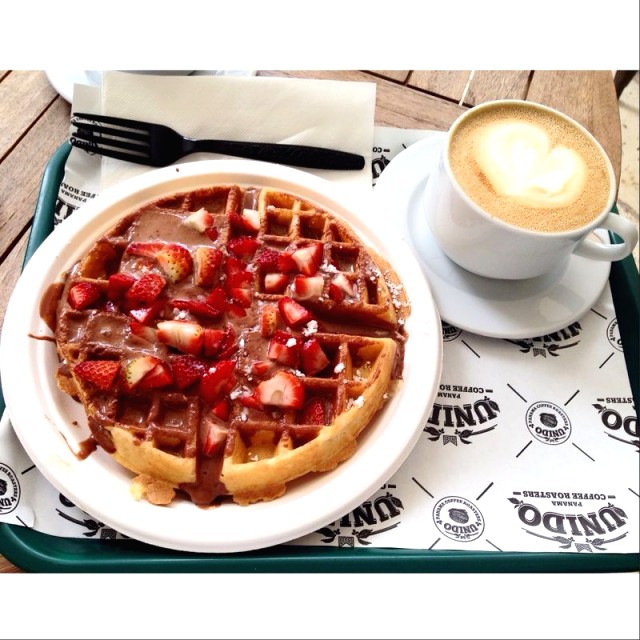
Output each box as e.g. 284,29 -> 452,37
449,104 -> 611,233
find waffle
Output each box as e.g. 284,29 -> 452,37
52,183 -> 409,506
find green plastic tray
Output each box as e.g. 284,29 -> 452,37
1,143 -> 638,572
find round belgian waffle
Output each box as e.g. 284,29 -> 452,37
53,183 -> 409,506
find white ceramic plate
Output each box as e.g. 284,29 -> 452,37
374,133 -> 612,339
0,160 -> 442,553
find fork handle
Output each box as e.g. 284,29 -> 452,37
186,138 -> 365,170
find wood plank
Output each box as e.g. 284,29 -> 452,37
0,231 -> 27,342
464,70 -> 531,105
0,97 -> 70,263
0,70 -> 59,159
256,70 -> 466,130
526,70 -> 621,187
407,71 -> 471,102
368,70 -> 412,83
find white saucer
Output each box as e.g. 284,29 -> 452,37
373,133 -> 612,339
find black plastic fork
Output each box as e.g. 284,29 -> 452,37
70,112 -> 365,170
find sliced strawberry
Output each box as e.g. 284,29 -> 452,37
226,270 -> 252,289
200,360 -> 236,404
128,300 -> 165,325
121,356 -> 161,392
129,319 -> 157,342
217,324 -> 238,359
223,255 -> 247,277
206,287 -> 230,313
73,360 -> 119,391
107,273 -> 136,301
169,354 -> 208,390
227,236 -> 260,258
255,248 -> 280,272
67,282 -> 103,310
278,296 -> 313,328
330,273 -> 355,300
155,243 -> 193,283
229,287 -> 253,308
256,371 -> 305,409
260,305 -> 280,337
238,392 -> 264,411
125,241 -> 165,258
292,275 -> 324,301
125,272 -> 166,305
138,361 -> 173,391
206,227 -> 219,242
301,338 -> 330,375
241,208 -> 261,232
203,328 -> 226,358
156,320 -> 204,355
251,360 -> 274,376
277,250 -> 298,273
267,330 -> 300,367
169,299 -> 222,320
193,246 -> 223,288
226,302 -> 247,319
211,398 -> 231,422
301,397 -> 325,424
183,207 -> 214,233
202,419 -> 228,456
263,273 -> 288,294
292,242 -> 323,276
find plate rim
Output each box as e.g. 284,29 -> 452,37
1,158 -> 443,553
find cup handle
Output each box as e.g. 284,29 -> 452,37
573,212 -> 639,261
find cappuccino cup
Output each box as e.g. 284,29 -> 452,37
424,100 -> 638,279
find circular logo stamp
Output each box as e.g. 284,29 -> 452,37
0,462 -> 21,515
526,401 -> 571,445
442,322 -> 462,342
433,496 -> 484,542
607,318 -> 623,352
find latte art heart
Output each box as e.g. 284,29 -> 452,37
476,121 -> 587,208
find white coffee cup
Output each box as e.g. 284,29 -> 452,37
424,100 -> 638,280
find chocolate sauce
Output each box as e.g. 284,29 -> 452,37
39,281 -> 64,332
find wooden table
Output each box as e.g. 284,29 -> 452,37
0,69 -> 622,573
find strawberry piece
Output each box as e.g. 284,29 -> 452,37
129,319 -> 157,342
263,273 -> 288,294
292,242 -> 323,276
229,287 -> 253,308
138,361 -> 173,391
183,207 -> 214,233
169,299 -> 223,320
256,371 -> 305,409
331,273 -> 355,299
206,287 -> 230,312
223,255 -> 247,277
125,272 -> 166,305
211,398 -> 231,422
278,296 -> 313,328
155,243 -> 193,283
202,419 -> 228,456
73,360 -> 119,391
107,273 -> 136,301
251,360 -> 274,377
200,360 -> 236,404
228,236 -> 260,258
293,275 -> 324,301
125,241 -> 165,258
193,246 -> 223,287
156,320 -> 204,355
267,330 -> 300,367
277,251 -> 298,273
301,397 -> 325,424
67,282 -> 103,310
203,328 -> 226,358
301,338 -> 330,375
128,300 -> 165,325
169,354 -> 208,390
206,227 -> 219,242
217,324 -> 238,359
260,305 -> 280,337
255,249 -> 280,271
241,208 -> 261,232
121,356 -> 162,392
238,392 -> 264,411
226,270 -> 252,289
